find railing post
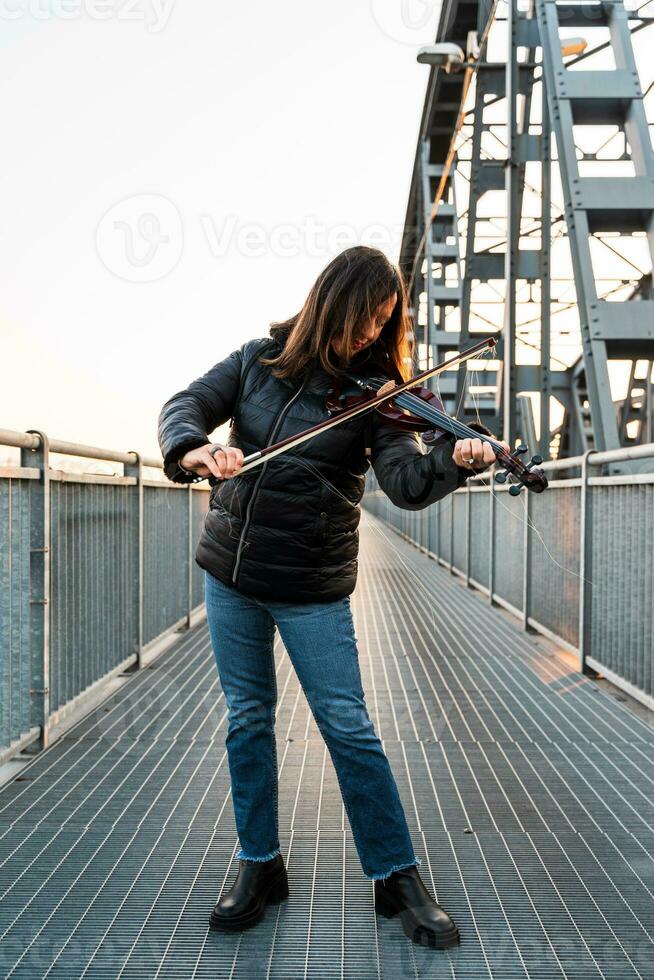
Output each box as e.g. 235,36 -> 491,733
435,505 -> 440,558
125,452 -> 144,669
489,476 -> 495,605
434,496 -> 440,559
465,481 -> 471,586
579,449 -> 596,673
187,486 -> 193,627
449,493 -> 455,574
22,430 -> 51,750
522,488 -> 530,630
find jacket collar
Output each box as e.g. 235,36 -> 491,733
268,325 -> 390,394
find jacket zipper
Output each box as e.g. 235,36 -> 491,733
231,372 -> 311,587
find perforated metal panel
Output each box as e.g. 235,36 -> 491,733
439,496 -> 452,565
451,492 -> 468,574
469,489 -> 490,589
529,485 -> 580,648
49,481 -> 138,713
492,490 -> 524,613
0,477 -> 33,746
191,490 -> 209,609
588,483 -> 654,697
143,485 -> 190,646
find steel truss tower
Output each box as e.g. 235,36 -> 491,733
400,0 -> 654,472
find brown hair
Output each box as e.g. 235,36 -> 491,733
259,245 -> 414,383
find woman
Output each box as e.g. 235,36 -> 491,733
157,245 -> 508,950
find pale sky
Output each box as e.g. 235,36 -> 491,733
0,0 -> 445,470
0,1 -> 650,472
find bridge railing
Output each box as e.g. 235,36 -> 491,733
0,428 -> 209,763
363,443 -> 654,712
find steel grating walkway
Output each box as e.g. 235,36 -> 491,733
0,512 -> 653,979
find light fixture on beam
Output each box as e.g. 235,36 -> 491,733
417,43 -> 466,74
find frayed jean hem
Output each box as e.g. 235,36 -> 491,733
365,856 -> 422,881
236,846 -> 281,862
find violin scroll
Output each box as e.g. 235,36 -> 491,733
494,444 -> 548,495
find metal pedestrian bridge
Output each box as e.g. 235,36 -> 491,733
0,427 -> 653,978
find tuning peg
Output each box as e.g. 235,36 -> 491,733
515,444 -> 528,455
525,454 -> 543,470
494,470 -> 508,484
509,484 -> 523,496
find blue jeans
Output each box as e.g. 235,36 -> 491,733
204,569 -> 422,880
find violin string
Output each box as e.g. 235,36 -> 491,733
453,362 -> 468,419
394,390 -> 507,456
367,369 -> 510,461
236,449 -> 593,591
475,471 -> 596,589
269,454 -> 467,647
284,456 -> 361,512
285,441 -> 595,591
425,353 -> 595,589
465,363 -> 596,590
216,349 -> 594,590
227,449 -> 361,515
206,474 -> 253,545
424,350 -> 454,413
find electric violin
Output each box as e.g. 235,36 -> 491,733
327,373 -> 548,496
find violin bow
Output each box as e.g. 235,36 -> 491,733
230,336 -> 496,477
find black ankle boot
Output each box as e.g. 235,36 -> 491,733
374,865 -> 460,949
209,853 -> 289,932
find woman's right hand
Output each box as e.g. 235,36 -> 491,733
180,443 -> 245,480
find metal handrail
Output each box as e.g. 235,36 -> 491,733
0,425 -> 209,766
363,437 -> 654,714
0,426 -> 168,471
463,440 -> 654,482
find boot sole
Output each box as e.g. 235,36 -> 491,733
375,888 -> 460,949
209,869 -> 289,932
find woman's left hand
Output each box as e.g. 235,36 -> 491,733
453,432 -> 511,472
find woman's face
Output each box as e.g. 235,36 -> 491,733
331,292 -> 397,361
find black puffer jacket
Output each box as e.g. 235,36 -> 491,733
157,327 -> 474,603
